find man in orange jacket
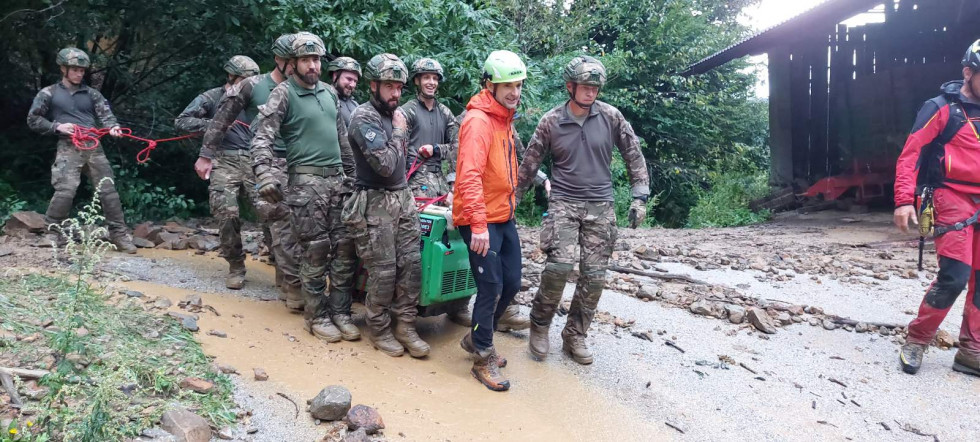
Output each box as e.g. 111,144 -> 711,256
453,50 -> 527,391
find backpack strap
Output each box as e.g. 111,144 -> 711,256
936,95 -> 969,147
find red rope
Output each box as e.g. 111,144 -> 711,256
415,194 -> 447,212
70,125 -> 198,164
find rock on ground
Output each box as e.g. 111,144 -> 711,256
747,307 -> 777,334
178,377 -> 214,393
310,385 -> 352,421
160,408 -> 211,442
345,404 -> 385,435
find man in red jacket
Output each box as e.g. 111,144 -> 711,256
895,39 -> 980,377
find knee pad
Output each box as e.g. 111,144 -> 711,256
578,264 -> 608,301
540,261 -> 573,299
925,256 -> 971,309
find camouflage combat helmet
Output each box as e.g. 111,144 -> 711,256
327,57 -> 361,77
964,39 -> 980,70
562,55 -> 606,87
56,48 -> 90,68
364,54 -> 408,83
291,32 -> 325,58
411,57 -> 444,81
223,55 -> 260,77
271,33 -> 296,58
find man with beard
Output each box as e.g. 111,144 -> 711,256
202,34 -> 304,305
342,53 -> 429,358
175,55 -> 268,289
27,47 -> 136,253
327,57 -> 361,128
250,32 -> 359,343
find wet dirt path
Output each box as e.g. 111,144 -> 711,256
117,250 -> 667,441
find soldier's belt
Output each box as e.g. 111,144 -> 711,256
288,165 -> 343,177
273,149 -> 287,159
215,149 -> 250,156
415,165 -> 443,175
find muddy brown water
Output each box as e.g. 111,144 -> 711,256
119,250 -> 667,441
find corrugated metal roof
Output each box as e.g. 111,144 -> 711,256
681,0 -> 883,76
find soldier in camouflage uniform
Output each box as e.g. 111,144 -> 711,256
201,35 -> 304,306
175,55 -> 277,289
327,57 -> 361,128
27,48 -> 136,253
251,33 -> 360,343
401,57 -> 458,203
516,56 -> 650,365
342,53 -> 429,358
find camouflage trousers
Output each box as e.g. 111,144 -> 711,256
208,152 -> 288,267
408,166 -> 451,206
342,188 -> 422,333
45,139 -> 129,239
285,171 -> 356,320
269,157 -> 301,290
531,199 -> 617,339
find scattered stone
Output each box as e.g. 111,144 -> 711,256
3,211 -> 48,237
132,237 -> 156,248
805,306 -> 825,315
342,429 -> 371,442
808,317 -> 821,327
181,294 -> 203,308
160,408 -> 211,442
520,278 -> 532,291
309,385 -> 352,421
345,404 -> 385,435
747,308 -> 777,334
935,330 -> 956,349
822,319 -> 839,331
133,222 -> 155,239
216,364 -> 238,375
637,285 -> 659,301
140,427 -> 178,442
167,312 -> 199,332
689,300 -> 714,316
179,377 -> 214,394
217,427 -> 234,440
776,312 -> 793,326
122,290 -> 145,298
873,273 -> 890,281
154,298 -> 174,309
253,368 -> 269,381
725,305 -> 746,324
855,323 -> 869,333
155,232 -> 182,248
207,329 -> 227,338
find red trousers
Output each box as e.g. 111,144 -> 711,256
907,188 -> 980,354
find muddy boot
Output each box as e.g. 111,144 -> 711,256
952,349 -> 980,377
496,304 -> 530,331
225,260 -> 246,290
304,317 -> 342,343
282,284 -> 305,312
331,314 -> 361,341
109,233 -> 137,254
900,342 -> 927,375
394,322 -> 430,358
471,348 -> 510,392
528,322 -> 551,360
460,332 -> 506,367
447,303 -> 473,327
562,334 -> 594,365
369,329 -> 405,357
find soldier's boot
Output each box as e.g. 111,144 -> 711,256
394,321 -> 430,358
562,334 -> 594,365
304,316 -> 342,343
447,302 -> 473,327
471,347 -> 510,392
101,193 -> 136,254
952,349 -> 980,377
496,304 -> 530,331
225,260 -> 247,290
528,322 -> 551,360
529,261 -> 570,360
109,233 -> 138,254
368,328 -> 405,357
282,284 -> 305,312
331,314 -> 361,341
275,266 -> 284,290
900,342 -> 927,375
460,332 -> 506,367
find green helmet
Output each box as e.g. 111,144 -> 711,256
411,57 -> 444,81
56,48 -> 90,68
364,53 -> 408,83
292,32 -> 325,58
562,55 -> 606,87
223,55 -> 260,77
271,33 -> 296,58
327,57 -> 361,77
482,50 -> 526,84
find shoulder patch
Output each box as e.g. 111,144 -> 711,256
358,123 -> 386,150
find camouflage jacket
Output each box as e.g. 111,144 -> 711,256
27,82 -> 118,136
174,86 -> 250,151
516,100 -> 649,201
250,77 -> 354,180
401,95 -> 459,181
201,73 -> 280,159
348,98 -> 409,190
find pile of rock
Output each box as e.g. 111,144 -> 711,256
309,385 -> 386,441
131,221 -> 222,252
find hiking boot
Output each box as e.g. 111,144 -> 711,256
952,349 -> 980,377
369,329 -> 405,357
304,317 -> 342,343
110,234 -> 138,254
282,284 -> 305,312
529,322 -> 550,360
447,305 -> 473,327
331,314 -> 361,341
225,261 -> 246,290
496,304 -> 530,331
471,348 -> 510,392
899,342 -> 927,375
394,322 -> 430,358
562,335 -> 594,365
460,332 -> 507,367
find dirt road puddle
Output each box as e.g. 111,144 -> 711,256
118,251 -> 666,441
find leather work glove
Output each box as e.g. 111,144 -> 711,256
256,174 -> 283,204
627,198 -> 646,229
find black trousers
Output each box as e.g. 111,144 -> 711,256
459,219 -> 522,350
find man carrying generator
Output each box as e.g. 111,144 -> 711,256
515,55 -> 649,365
27,47 -> 137,254
895,40 -> 980,377
175,55 -> 275,289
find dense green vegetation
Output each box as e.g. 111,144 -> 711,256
0,0 -> 769,227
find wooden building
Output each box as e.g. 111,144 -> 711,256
683,0 -> 980,193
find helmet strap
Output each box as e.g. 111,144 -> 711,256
569,83 -> 595,111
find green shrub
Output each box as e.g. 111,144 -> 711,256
686,171 -> 771,228
0,179 -> 27,226
113,165 -> 199,223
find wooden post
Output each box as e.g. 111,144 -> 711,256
768,47 -> 794,188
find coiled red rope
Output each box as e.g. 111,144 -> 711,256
70,125 -> 198,164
